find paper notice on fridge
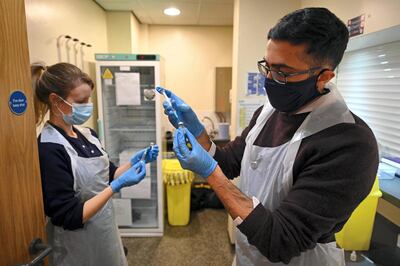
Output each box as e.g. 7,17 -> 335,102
115,72 -> 141,105
120,177 -> 151,199
113,199 -> 132,226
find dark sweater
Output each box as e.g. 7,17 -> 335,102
37,123 -> 117,230
215,107 -> 379,264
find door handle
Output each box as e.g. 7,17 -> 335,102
15,238 -> 52,266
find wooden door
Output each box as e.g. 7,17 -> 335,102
0,0 -> 47,265
215,67 -> 232,114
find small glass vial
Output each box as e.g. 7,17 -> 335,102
178,122 -> 192,150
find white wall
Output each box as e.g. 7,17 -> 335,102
25,0 -> 108,131
106,11 -> 143,53
144,25 -> 233,131
146,25 -> 233,110
130,13 -> 142,52
301,0 -> 400,34
107,12 -> 132,53
230,0 -> 301,137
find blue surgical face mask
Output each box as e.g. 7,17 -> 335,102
57,96 -> 93,125
264,73 -> 328,113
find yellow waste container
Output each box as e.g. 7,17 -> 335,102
162,159 -> 194,226
335,177 -> 382,250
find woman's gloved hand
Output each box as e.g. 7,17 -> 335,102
110,161 -> 146,193
130,145 -> 159,165
158,87 -> 205,138
173,127 -> 217,178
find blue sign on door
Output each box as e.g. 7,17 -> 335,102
9,91 -> 28,115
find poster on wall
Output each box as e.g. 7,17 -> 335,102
237,98 -> 265,135
348,14 -> 365,37
247,72 -> 266,96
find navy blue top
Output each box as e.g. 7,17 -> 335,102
38,123 -> 117,230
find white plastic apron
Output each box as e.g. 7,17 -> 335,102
41,123 -> 127,266
236,83 -> 355,266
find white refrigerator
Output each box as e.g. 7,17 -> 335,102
95,54 -> 163,236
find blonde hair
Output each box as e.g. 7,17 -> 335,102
31,62 -> 94,125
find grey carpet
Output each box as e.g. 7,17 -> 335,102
122,209 -> 235,266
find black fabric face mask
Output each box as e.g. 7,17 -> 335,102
264,74 -> 327,113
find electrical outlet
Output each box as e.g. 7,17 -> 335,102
397,234 -> 400,248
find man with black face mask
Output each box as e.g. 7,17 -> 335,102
162,7 -> 379,265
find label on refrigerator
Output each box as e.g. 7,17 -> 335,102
102,68 -> 114,79
119,66 -> 131,71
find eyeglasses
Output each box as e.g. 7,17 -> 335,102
257,59 -> 322,84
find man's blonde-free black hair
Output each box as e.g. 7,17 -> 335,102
268,8 -> 349,70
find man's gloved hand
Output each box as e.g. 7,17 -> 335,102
173,127 -> 217,178
130,145 -> 159,166
110,161 -> 146,193
158,87 -> 205,138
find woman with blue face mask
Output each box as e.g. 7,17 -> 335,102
32,62 -> 159,266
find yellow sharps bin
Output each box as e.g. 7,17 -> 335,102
335,177 -> 382,250
162,159 -> 194,226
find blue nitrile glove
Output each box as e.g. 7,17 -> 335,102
173,127 -> 217,177
130,145 -> 159,165
110,161 -> 146,193
157,87 -> 205,138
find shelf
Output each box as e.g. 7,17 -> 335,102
105,105 -> 155,111
106,123 -> 156,132
119,207 -> 158,228
108,127 -> 156,132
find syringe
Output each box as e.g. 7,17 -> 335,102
155,87 -> 179,123
155,87 -> 192,151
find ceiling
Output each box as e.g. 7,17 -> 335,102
95,0 -> 234,26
